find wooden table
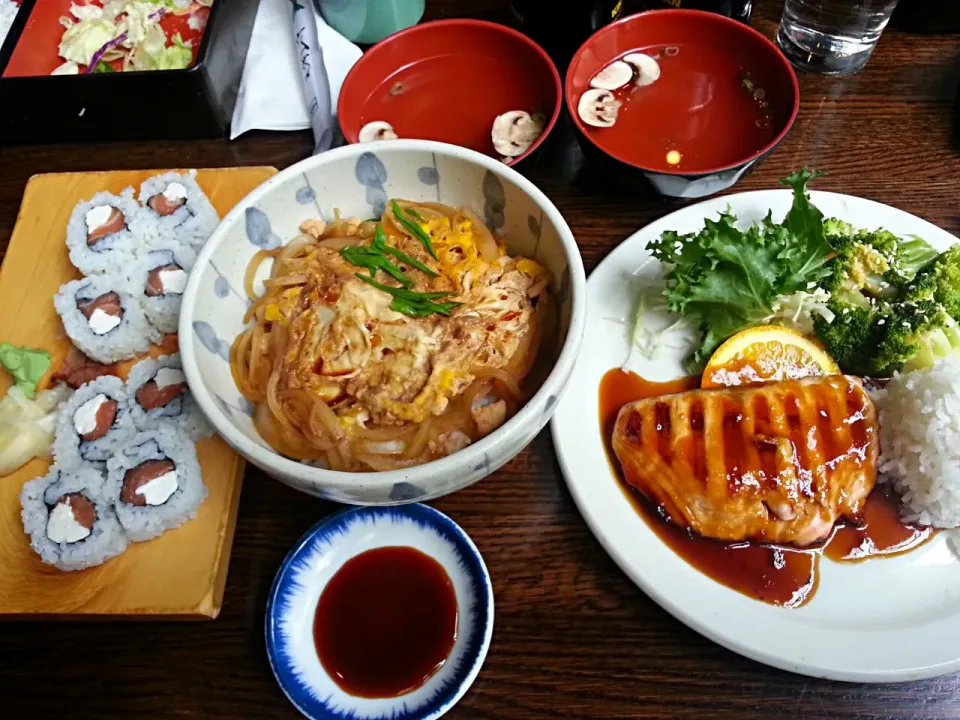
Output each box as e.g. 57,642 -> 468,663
2,1 -> 959,718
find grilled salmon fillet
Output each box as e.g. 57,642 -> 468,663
612,375 -> 878,546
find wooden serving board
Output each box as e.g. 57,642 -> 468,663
0,167 -> 277,619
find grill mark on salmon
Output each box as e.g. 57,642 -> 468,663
611,376 -> 879,547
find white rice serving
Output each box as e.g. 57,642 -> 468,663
871,358 -> 960,527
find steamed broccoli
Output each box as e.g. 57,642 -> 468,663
902,245 -> 960,320
823,218 -> 856,242
872,299 -> 960,375
823,222 -> 937,296
821,240 -> 896,308
895,235 -> 940,284
813,301 -> 890,377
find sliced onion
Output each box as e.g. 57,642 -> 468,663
364,440 -> 407,455
460,207 -> 499,262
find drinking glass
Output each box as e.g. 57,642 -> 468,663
776,0 -> 900,75
316,0 -> 425,45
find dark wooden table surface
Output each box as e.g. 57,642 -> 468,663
3,1 -> 960,718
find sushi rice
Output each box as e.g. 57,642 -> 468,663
54,275 -> 160,364
126,242 -> 197,334
65,188 -> 158,276
138,170 -> 219,250
17,170 -> 219,570
125,354 -> 213,441
52,375 -> 136,470
20,465 -> 128,571
104,423 -> 207,542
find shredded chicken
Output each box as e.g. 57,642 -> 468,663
472,399 -> 507,437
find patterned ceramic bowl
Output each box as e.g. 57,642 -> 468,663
265,504 -> 493,720
179,140 -> 586,504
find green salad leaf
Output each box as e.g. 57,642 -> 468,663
647,168 -> 832,371
133,30 -> 193,71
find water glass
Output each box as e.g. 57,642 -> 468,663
777,0 -> 900,75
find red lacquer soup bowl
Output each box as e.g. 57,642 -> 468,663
339,19 -> 562,166
565,10 -> 800,198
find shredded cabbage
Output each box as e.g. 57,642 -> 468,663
622,278 -> 701,377
0,384 -> 72,477
59,17 -> 117,65
133,31 -> 192,71
766,288 -> 836,335
56,0 -> 202,71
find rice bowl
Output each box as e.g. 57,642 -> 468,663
180,140 -> 587,505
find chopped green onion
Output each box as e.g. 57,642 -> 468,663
391,201 -> 437,259
373,226 -> 438,277
355,273 -> 452,301
390,297 -> 462,317
355,273 -> 462,317
340,246 -> 413,288
381,244 -> 439,277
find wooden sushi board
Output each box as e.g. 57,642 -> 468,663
0,167 -> 277,619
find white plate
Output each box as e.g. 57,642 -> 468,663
551,190 -> 960,683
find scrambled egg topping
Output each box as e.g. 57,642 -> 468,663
269,212 -> 548,427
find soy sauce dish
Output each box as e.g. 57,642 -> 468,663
565,9 -> 800,198
266,504 -> 493,720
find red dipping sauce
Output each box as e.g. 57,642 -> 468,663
313,546 -> 458,699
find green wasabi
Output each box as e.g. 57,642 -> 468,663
0,343 -> 51,399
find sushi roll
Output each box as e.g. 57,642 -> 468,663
20,465 -> 128,571
127,242 -> 196,334
65,188 -> 156,275
125,354 -> 213,441
53,375 -> 136,470
138,171 -> 219,250
105,423 -> 207,542
54,276 -> 161,364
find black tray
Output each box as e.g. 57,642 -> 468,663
0,0 -> 259,144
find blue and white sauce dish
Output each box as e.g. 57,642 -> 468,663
178,139 -> 587,505
266,504 -> 494,720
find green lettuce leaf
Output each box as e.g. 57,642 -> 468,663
132,31 -> 192,71
646,168 -> 832,371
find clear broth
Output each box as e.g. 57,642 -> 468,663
587,44 -> 775,173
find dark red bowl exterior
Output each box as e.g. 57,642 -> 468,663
565,9 -> 800,198
338,19 -> 562,165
